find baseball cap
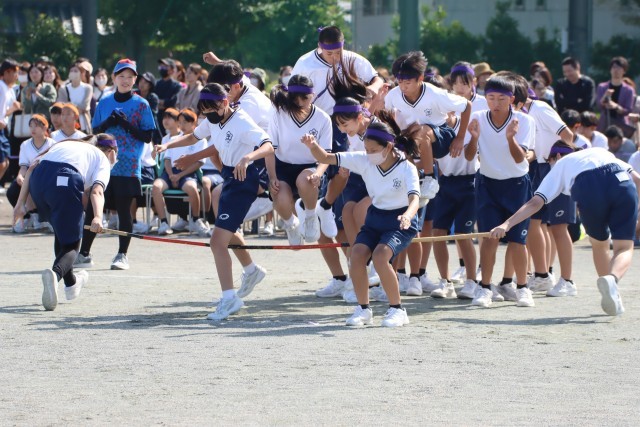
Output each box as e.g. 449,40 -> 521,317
113,59 -> 138,76
158,58 -> 176,68
139,71 -> 157,88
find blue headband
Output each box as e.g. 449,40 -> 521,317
549,146 -> 574,157
485,88 -> 514,97
333,104 -> 363,114
396,73 -> 419,81
365,128 -> 395,142
200,93 -> 227,101
97,139 -> 118,148
284,85 -> 314,94
451,65 -> 475,76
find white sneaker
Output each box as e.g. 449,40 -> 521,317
316,199 -> 338,238
346,306 -> 373,326
398,272 -> 409,293
110,253 -> 129,270
284,216 -> 303,246
107,214 -> 119,229
315,277 -> 348,298
237,265 -> 267,298
491,284 -> 505,302
41,269 -> 58,311
369,285 -> 388,302
207,294 -> 244,320
172,217 -> 189,231
193,218 -> 210,237
406,276 -> 423,296
132,222 -> 150,234
157,221 -> 173,235
451,266 -> 466,283
527,274 -> 554,293
74,253 -> 94,268
302,214 -> 321,243
30,213 -> 43,230
597,275 -> 624,316
367,264 -> 381,286
471,287 -> 493,307
381,307 -> 410,327
65,270 -> 88,301
420,273 -> 439,293
13,219 -> 26,233
516,287 -> 535,307
496,282 -> 518,302
431,278 -> 457,299
546,278 -> 577,297
458,279 -> 478,299
261,221 -> 274,236
342,288 -> 358,304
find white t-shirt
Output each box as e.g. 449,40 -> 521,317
628,150 -> 640,172
575,133 -> 592,149
40,140 -> 111,190
590,130 -> 608,149
385,82 -> 468,129
140,142 -> 156,167
336,152 -> 420,210
18,137 -> 55,167
292,49 -> 378,115
193,107 -> 270,167
0,80 -> 16,125
165,138 -> 208,168
535,147 -> 633,203
66,84 -> 89,131
238,81 -> 272,132
469,109 -> 535,179
269,105 -> 332,164
526,100 -> 566,162
51,129 -> 88,143
437,117 -> 479,176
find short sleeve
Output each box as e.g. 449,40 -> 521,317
433,86 -> 468,115
193,120 -> 211,140
316,113 -> 333,152
534,162 -> 566,203
335,151 -> 368,175
268,110 -> 279,149
536,102 -> 566,135
352,53 -> 378,84
242,124 -> 271,148
515,114 -> 535,150
88,153 -> 112,190
405,163 -> 420,197
18,141 -> 29,166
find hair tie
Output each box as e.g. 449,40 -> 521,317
317,26 -> 325,33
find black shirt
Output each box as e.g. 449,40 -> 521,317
608,82 -> 622,119
553,75 -> 595,113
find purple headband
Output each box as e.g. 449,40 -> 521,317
548,146 -> 574,157
200,93 -> 227,101
364,128 -> 395,142
451,65 -> 475,76
424,72 -> 435,78
97,139 -> 118,148
485,88 -> 514,97
319,41 -> 344,50
284,85 -> 314,94
332,104 -> 363,114
396,73 -> 419,81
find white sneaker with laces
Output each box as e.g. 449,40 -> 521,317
406,276 -> 423,296
315,277 -> 348,298
451,266 -> 466,283
527,274 -> 554,293
491,284 -> 505,302
420,273 -> 439,293
516,287 -> 535,307
346,306 -> 373,326
316,199 -> 338,238
132,222 -> 150,234
261,221 -> 274,236
172,217 -> 189,231
546,278 -> 577,297
431,278 -> 457,299
110,253 -> 129,270
302,214 -> 321,242
207,294 -> 244,320
496,282 -> 518,302
398,273 -> 409,293
65,270 -> 88,301
381,307 -> 410,327
458,279 -> 477,299
472,287 -> 493,307
597,275 -> 624,316
41,269 -> 58,311
369,285 -> 388,302
74,253 -> 94,268
157,222 -> 173,235
193,218 -> 210,237
420,176 -> 440,199
367,264 -> 381,285
237,265 -> 267,298
284,216 -> 303,246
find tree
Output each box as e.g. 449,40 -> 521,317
591,34 -> 640,83
532,27 -> 563,78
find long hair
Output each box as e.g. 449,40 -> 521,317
329,58 -> 367,104
270,74 -> 313,115
369,109 -> 421,158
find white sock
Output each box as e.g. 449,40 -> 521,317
283,215 -> 296,227
243,262 -> 257,274
305,208 -> 316,218
221,289 -> 236,300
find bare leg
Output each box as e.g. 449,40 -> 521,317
372,244 -> 401,305
349,244 -> 372,304
549,224 -> 573,280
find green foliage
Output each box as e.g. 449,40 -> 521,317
482,1 -> 533,74
591,34 -> 640,82
532,27 -> 563,78
367,15 -> 399,68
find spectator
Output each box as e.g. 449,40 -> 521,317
21,64 -> 57,120
531,78 -> 553,108
48,102 -> 64,131
136,72 -> 160,143
278,65 -> 292,85
75,59 -> 93,84
529,61 -> 546,80
596,56 -> 636,132
176,63 -> 203,111
155,58 -> 182,134
473,62 -> 494,95
578,111 -> 608,149
50,104 -> 87,142
532,67 -> 555,108
93,68 -> 114,104
43,65 -> 63,91
250,68 -> 267,93
554,57 -> 595,114
174,60 -> 187,86
604,125 -> 636,162
56,63 -> 93,133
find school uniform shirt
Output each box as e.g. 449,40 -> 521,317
628,151 -> 640,173
140,141 -> 156,168
193,107 -> 270,168
469,109 -> 535,180
92,92 -> 156,179
269,105 -> 332,164
39,140 -> 111,190
535,147 -> 632,203
575,133 -> 592,149
437,117 -> 479,176
291,50 -> 378,115
0,80 -> 16,125
50,129 -> 87,143
384,82 -> 468,130
165,138 -> 208,168
335,151 -> 419,210
18,137 -> 55,167
238,79 -> 272,132
526,100 -> 566,162
590,130 -> 608,149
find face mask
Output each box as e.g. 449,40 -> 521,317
206,111 -> 224,124
158,68 -> 169,78
95,77 -> 108,87
18,74 -> 28,84
281,75 -> 291,86
250,78 -> 260,87
69,71 -> 81,81
367,149 -> 388,166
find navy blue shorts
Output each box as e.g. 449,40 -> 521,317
326,120 -> 349,180
355,205 -> 419,257
0,129 -> 10,163
432,174 -> 476,233
216,165 -> 260,232
476,174 -> 532,244
547,194 -> 577,225
531,162 -> 550,221
160,167 -> 198,189
29,161 -> 85,245
416,205 -> 427,231
571,164 -> 639,241
333,173 -> 369,230
141,165 -> 156,186
275,157 -> 316,197
426,123 -> 456,160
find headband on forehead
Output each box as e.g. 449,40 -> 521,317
364,128 -> 395,142
451,65 -> 475,76
485,88 -> 514,97
284,85 -> 314,94
199,92 -> 227,101
548,146 -> 574,157
97,139 -> 118,149
332,104 -> 363,114
424,72 -> 435,78
319,41 -> 344,50
29,114 -> 49,128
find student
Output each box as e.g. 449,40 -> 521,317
7,114 -> 55,232
464,75 -> 536,308
48,102 -> 64,131
51,104 -> 87,142
578,111 -> 608,149
56,63 -> 93,133
0,59 -> 22,185
155,83 -> 274,320
76,59 -> 156,270
604,125 -> 637,162
12,134 -> 117,311
302,120 -> 421,327
490,143 -> 640,316
560,109 -> 591,149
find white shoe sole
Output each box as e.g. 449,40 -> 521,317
597,276 -> 623,316
381,318 -> 410,327
471,300 -> 492,308
207,299 -> 244,320
41,269 -> 58,311
406,288 -> 423,296
111,263 -> 130,270
346,317 -> 373,326
516,300 -> 535,307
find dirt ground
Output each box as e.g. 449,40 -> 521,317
1,199 -> 639,426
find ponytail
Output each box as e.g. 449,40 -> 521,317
368,110 -> 420,158
270,74 -> 313,115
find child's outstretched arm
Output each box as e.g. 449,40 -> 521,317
301,134 -> 338,165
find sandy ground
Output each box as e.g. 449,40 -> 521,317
0,199 -> 639,426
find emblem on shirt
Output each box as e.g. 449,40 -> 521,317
225,131 -> 233,144
309,128 -> 318,138
424,108 -> 432,117
393,178 -> 402,189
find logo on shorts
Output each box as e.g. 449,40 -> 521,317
424,108 -> 432,117
555,210 -> 565,218
309,128 -> 318,138
391,236 -> 402,246
521,229 -> 528,237
225,131 -> 233,144
393,178 -> 402,189
219,214 -> 230,220
465,220 -> 473,227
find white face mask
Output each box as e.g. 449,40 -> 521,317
18,74 -> 28,84
281,75 -> 291,86
69,71 -> 81,82
367,149 -> 388,166
95,77 -> 108,87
